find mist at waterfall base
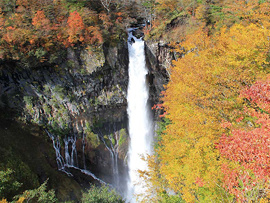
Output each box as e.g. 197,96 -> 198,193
126,29 -> 154,202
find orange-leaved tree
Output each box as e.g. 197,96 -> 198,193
32,10 -> 51,30
67,11 -> 85,45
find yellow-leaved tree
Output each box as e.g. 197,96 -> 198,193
141,1 -> 270,201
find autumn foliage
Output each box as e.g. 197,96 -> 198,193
217,79 -> 270,202
0,0 -> 132,62
67,11 -> 85,44
32,11 -> 50,30
143,0 -> 270,202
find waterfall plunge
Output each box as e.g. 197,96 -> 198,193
47,29 -> 154,201
126,29 -> 153,202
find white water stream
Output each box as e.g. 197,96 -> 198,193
126,29 -> 153,202
47,29 -> 154,201
46,130 -> 106,184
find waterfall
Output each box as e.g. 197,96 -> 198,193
82,133 -> 86,169
111,132 -> 119,188
63,135 -> 78,167
46,130 -> 73,176
46,130 -> 65,170
97,129 -> 119,188
46,29 -> 153,201
64,137 -> 71,165
126,29 -> 153,202
46,130 -> 106,184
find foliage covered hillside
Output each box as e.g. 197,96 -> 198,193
142,0 -> 270,202
0,0 -> 134,63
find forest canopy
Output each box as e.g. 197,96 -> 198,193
0,0 -> 134,62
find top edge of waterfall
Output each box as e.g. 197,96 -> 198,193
127,28 -> 144,43
127,27 -> 138,32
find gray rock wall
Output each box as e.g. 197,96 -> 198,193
0,41 -> 129,186
145,41 -> 171,108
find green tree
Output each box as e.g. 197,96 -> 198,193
15,179 -> 57,203
81,185 -> 125,203
0,169 -> 22,200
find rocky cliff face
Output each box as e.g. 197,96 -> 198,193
145,41 -> 173,118
0,41 -> 129,191
0,33 -> 172,199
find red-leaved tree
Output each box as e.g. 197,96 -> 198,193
217,78 -> 270,201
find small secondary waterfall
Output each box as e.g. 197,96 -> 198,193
46,130 -> 106,184
97,129 -> 120,188
126,29 -> 153,202
63,135 -> 78,167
